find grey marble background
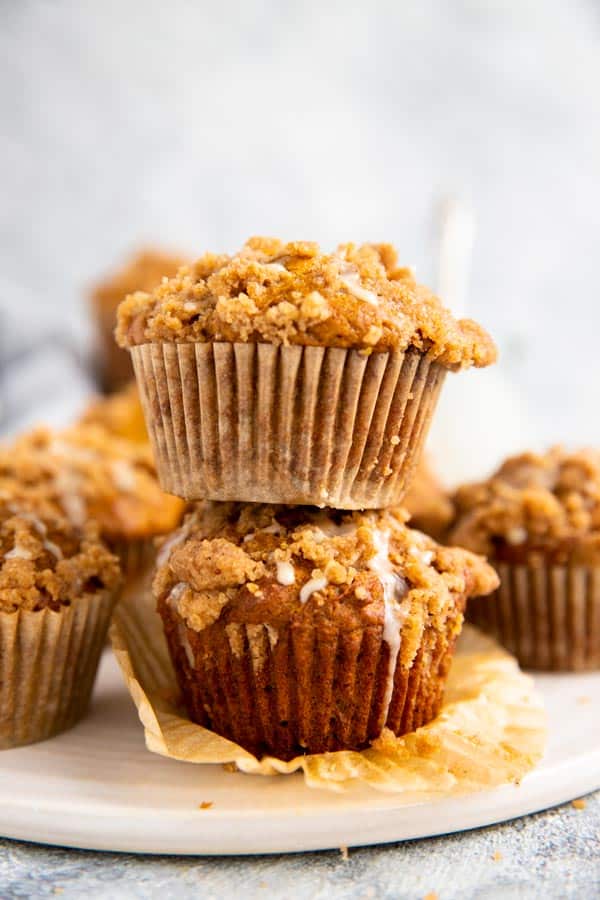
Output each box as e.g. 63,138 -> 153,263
1,1 -> 600,894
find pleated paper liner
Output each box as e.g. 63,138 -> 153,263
111,575 -> 546,794
110,537 -> 156,580
0,589 -> 116,749
468,561 -> 600,671
130,342 -> 446,508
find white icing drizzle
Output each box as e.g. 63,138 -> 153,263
5,544 -> 32,560
299,575 -> 328,604
178,624 -> 195,668
339,265 -> 379,306
157,523 -> 191,567
110,459 -> 138,493
43,539 -> 63,560
10,509 -> 63,559
167,581 -> 187,610
368,529 -> 409,726
276,560 -> 296,586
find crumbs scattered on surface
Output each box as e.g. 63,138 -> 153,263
198,801 -> 213,810
572,798 -> 587,810
222,763 -> 237,774
577,696 -> 591,705
492,850 -> 504,861
423,893 -> 438,900
339,845 -> 349,861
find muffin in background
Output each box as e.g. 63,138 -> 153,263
91,249 -> 185,392
80,381 -> 148,445
0,424 -> 184,578
154,501 -> 498,760
404,457 -> 454,541
449,447 -> 600,671
0,486 -> 121,748
117,237 -> 496,509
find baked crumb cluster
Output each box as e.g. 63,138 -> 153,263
0,425 -> 183,542
450,448 -> 600,564
154,502 -> 497,667
80,382 -> 148,445
117,237 -> 497,370
0,488 -> 120,613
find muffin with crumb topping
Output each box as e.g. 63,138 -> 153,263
0,424 -> 184,578
404,457 -> 454,541
154,501 -> 497,760
80,382 -> 148,445
91,249 -> 185,392
449,447 -> 600,670
0,486 -> 121,747
116,237 -> 496,509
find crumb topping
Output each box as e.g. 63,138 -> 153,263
449,447 -> 600,564
117,237 -> 497,370
154,502 -> 498,666
80,382 -> 148,445
0,425 -> 184,542
0,489 -> 120,613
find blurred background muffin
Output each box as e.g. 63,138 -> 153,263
91,249 -> 185,393
404,456 -> 454,541
154,501 -> 497,760
449,448 -> 600,670
0,424 -> 184,578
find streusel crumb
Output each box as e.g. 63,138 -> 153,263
117,238 -> 497,370
0,488 -> 120,613
154,502 -> 498,667
450,447 -> 600,564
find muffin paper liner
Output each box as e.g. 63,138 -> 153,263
0,590 -> 116,749
110,573 -> 546,794
468,561 -> 600,672
131,342 -> 446,508
158,594 -> 465,760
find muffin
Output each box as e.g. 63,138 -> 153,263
449,447 -> 600,670
0,424 -> 184,578
91,249 -> 185,392
116,237 -> 496,508
80,381 -> 148,444
154,502 -> 498,760
0,486 -> 121,747
404,457 -> 454,541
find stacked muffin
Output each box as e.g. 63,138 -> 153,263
117,237 -> 499,760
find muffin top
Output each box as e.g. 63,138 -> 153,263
449,447 -> 600,564
0,486 -> 120,613
0,425 -> 184,543
92,249 -> 186,320
80,382 -> 148,445
117,237 -> 497,370
154,502 -> 497,669
404,458 -> 454,541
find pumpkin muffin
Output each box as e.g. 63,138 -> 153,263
116,237 -> 496,508
0,485 -> 121,747
0,424 -> 184,577
91,249 -> 185,392
404,457 -> 454,541
80,381 -> 148,445
449,447 -> 600,670
154,501 -> 498,760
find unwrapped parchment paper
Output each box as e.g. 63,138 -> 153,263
110,574 -> 546,794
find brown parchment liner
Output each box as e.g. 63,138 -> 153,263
468,561 -> 600,672
130,342 -> 446,509
0,589 -> 116,749
110,576 -> 546,793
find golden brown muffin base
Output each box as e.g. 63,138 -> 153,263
159,591 -> 466,761
467,561 -> 600,671
0,588 -> 116,748
132,341 -> 445,508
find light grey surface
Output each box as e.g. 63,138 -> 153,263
1,792 -> 599,899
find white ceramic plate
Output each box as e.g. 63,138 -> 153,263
0,651 -> 598,855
